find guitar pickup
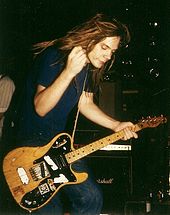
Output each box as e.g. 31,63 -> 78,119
17,167 -> 29,185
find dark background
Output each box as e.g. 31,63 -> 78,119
0,0 -> 169,92
0,0 -> 170,212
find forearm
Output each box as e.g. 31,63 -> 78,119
79,99 -> 138,140
79,92 -> 120,131
34,69 -> 74,116
79,92 -> 138,140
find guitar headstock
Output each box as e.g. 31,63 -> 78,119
138,115 -> 167,129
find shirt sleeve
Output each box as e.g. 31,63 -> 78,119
34,47 -> 63,88
0,77 -> 15,113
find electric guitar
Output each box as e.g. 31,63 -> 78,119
3,116 -> 167,212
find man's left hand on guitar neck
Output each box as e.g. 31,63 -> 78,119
112,121 -> 138,141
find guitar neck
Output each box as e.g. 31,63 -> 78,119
65,123 -> 142,164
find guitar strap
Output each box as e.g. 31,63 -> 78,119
71,70 -> 88,143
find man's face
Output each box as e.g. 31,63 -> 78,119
87,36 -> 120,68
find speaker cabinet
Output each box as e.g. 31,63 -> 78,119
73,128 -> 133,213
87,153 -> 132,213
99,81 -> 122,118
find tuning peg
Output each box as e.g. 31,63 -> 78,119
141,116 -> 145,122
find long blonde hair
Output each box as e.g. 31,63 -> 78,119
33,13 -> 130,85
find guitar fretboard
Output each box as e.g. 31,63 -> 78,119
65,123 -> 142,163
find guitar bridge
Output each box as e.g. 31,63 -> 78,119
29,161 -> 50,181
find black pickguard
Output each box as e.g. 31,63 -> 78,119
21,134 -> 77,209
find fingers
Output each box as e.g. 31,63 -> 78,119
69,46 -> 87,62
85,92 -> 93,97
66,46 -> 88,75
113,121 -> 138,141
122,127 -> 138,140
69,46 -> 84,56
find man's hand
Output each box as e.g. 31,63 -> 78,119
65,46 -> 88,77
113,121 -> 138,140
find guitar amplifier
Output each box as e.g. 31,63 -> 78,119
87,152 -> 133,214
74,129 -> 133,213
